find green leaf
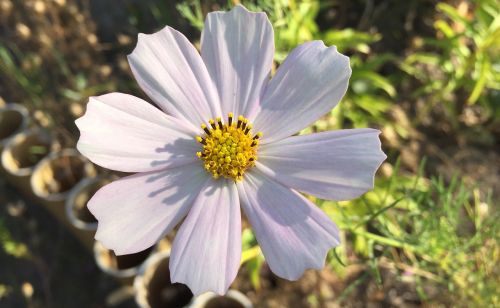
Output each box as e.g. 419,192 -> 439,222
323,29 -> 381,53
351,71 -> 396,97
434,20 -> 456,38
241,246 -> 261,264
437,3 -> 471,32
468,57 -> 491,104
246,256 -> 263,291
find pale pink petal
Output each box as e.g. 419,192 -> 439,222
201,4 -> 274,119
88,164 -> 208,255
75,93 -> 199,173
257,129 -> 386,200
237,171 -> 339,280
128,26 -> 222,130
170,179 -> 241,296
253,41 -> 351,143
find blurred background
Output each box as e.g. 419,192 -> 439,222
0,0 -> 499,307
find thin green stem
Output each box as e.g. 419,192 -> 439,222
348,228 -> 421,253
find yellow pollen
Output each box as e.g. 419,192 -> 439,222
196,113 -> 261,181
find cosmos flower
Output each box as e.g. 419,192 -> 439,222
76,5 -> 386,295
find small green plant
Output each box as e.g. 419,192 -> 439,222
400,0 -> 500,125
0,219 -> 31,259
320,159 -> 499,306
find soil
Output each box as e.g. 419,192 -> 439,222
9,137 -> 51,170
0,109 -> 23,140
47,156 -> 87,193
205,296 -> 245,308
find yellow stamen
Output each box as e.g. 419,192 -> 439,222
253,132 -> 263,140
216,117 -> 223,129
201,123 -> 211,135
208,119 -> 216,129
195,114 -> 261,181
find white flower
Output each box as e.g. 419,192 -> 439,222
75,5 -> 386,296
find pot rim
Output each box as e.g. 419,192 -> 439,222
1,128 -> 53,176
94,241 -> 156,279
0,103 -> 30,145
30,148 -> 95,201
64,176 -> 109,231
188,289 -> 253,308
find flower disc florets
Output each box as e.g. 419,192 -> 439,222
196,113 -> 262,181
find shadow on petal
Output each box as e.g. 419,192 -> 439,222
150,137 -> 200,169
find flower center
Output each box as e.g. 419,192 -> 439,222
196,113 -> 262,181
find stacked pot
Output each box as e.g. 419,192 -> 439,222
1,103 -> 98,250
134,250 -> 253,308
0,103 -> 254,307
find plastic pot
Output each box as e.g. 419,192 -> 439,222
30,148 -> 97,250
65,176 -> 111,231
94,241 -> 155,285
1,128 -> 55,192
134,250 -> 193,308
30,148 -> 96,203
0,103 -> 29,150
188,290 -> 253,308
